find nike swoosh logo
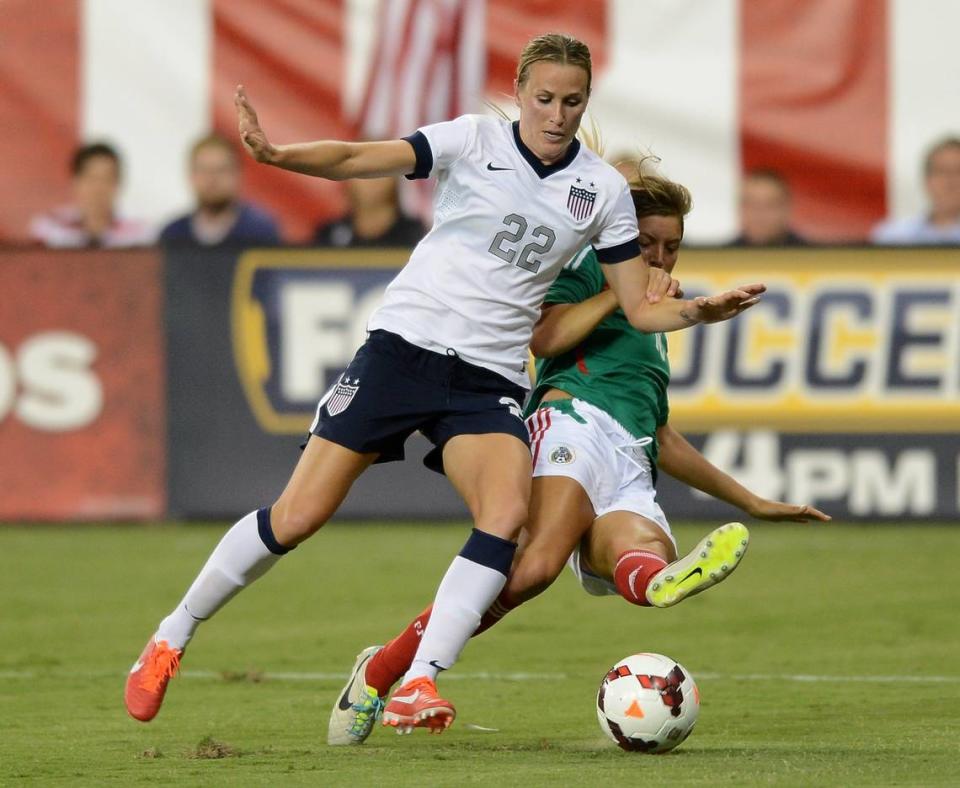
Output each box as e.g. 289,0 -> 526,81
129,660 -> 144,674
337,653 -> 374,710
486,162 -> 514,171
429,660 -> 448,672
391,689 -> 421,704
679,567 -> 703,584
627,568 -> 644,601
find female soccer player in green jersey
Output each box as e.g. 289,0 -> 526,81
328,169 -> 829,745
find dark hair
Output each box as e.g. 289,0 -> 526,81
923,136 -> 960,175
190,132 -> 240,164
744,168 -> 791,195
71,142 -> 121,177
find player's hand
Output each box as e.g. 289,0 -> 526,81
646,269 -> 683,303
235,85 -> 277,164
747,498 -> 832,523
691,282 -> 766,323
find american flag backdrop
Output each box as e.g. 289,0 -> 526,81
1,0 -> 959,244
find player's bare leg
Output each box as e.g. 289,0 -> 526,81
583,512 -> 748,608
502,474 -> 596,606
383,433 -> 529,734
357,474 -> 594,744
126,437 -> 376,722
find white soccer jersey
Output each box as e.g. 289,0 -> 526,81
367,114 -> 639,388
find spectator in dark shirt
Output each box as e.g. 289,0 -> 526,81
160,133 -> 280,247
730,169 -> 807,247
314,176 -> 425,248
30,142 -> 153,248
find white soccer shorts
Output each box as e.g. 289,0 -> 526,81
526,398 -> 674,596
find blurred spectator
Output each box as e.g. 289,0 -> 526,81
160,134 -> 280,247
730,169 -> 807,247
314,177 -> 425,248
871,136 -> 960,245
30,142 -> 153,248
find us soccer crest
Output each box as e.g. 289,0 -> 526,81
324,376 -> 360,416
567,179 -> 597,221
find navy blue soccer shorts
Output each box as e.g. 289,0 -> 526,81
309,330 -> 530,474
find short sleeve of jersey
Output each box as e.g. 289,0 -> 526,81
658,388 -> 670,427
592,181 -> 639,263
403,115 -> 475,180
543,249 -> 604,305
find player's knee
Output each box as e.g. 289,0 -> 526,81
270,500 -> 329,546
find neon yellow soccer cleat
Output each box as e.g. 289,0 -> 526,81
645,522 -> 750,608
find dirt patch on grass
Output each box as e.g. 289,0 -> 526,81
188,735 -> 239,760
136,748 -> 163,759
220,669 -> 265,683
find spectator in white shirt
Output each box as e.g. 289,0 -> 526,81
872,136 -> 960,245
30,142 -> 153,248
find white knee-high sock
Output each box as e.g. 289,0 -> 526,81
405,528 -> 516,684
155,509 -> 290,649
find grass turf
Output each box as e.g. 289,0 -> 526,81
0,521 -> 957,786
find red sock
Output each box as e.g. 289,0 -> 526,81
365,589 -> 520,696
365,605 -> 433,697
613,550 -> 667,606
474,588 -> 518,635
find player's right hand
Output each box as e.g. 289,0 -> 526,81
692,282 -> 766,323
235,85 -> 277,164
646,268 -> 683,303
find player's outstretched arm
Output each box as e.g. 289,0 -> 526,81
235,85 -> 416,180
656,423 -> 831,523
530,291 -> 619,358
601,257 -> 766,333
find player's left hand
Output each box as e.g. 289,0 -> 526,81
692,282 -> 766,322
646,269 -> 683,303
747,498 -> 832,523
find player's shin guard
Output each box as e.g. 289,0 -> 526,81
613,550 -> 667,607
404,528 -> 516,684
156,508 -> 291,649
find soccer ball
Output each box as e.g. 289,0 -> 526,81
596,652 -> 700,753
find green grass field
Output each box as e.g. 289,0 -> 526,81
1,521 -> 958,786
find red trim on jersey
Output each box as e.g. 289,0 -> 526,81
575,344 -> 589,374
527,408 -> 551,467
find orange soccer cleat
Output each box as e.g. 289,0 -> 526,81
382,677 -> 456,734
124,635 -> 183,722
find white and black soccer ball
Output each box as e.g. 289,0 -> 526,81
596,653 -> 700,753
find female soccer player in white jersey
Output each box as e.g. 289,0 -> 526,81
329,170 -> 828,744
124,33 -> 764,733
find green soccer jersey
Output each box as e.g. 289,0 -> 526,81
527,248 -> 671,464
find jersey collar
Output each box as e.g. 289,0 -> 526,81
511,121 -> 581,179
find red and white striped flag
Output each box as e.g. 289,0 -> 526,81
2,0 -> 958,243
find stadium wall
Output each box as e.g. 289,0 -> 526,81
1,246 -> 957,522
